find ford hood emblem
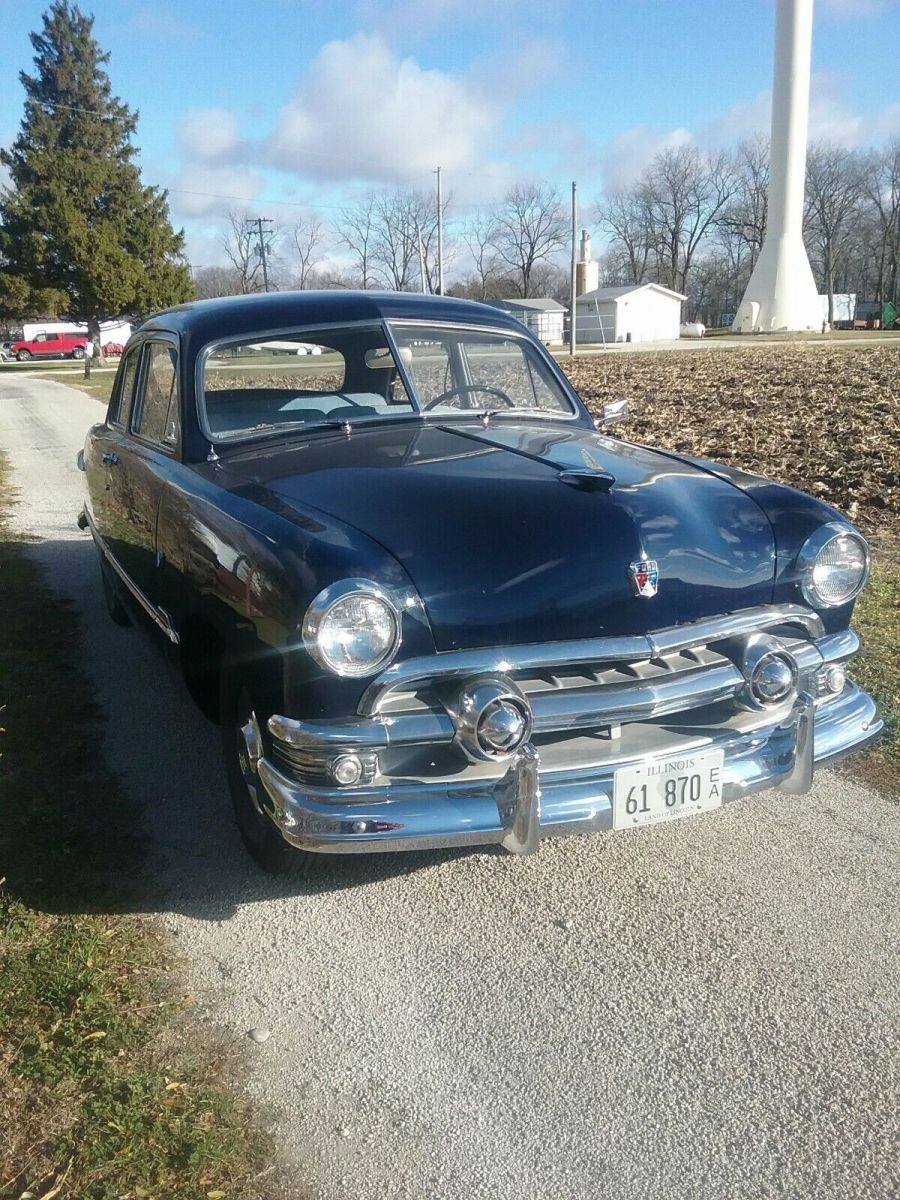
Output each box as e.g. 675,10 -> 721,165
628,559 -> 659,598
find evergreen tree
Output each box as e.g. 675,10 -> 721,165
0,1 -> 192,331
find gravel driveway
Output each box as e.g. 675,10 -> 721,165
1,374 -> 897,1200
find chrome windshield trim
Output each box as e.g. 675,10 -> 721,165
359,603 -> 826,716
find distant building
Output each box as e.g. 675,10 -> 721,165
576,283 -> 686,344
482,298 -> 566,344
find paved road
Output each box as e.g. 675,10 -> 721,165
1,375 -> 897,1200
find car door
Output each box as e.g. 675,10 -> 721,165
85,340 -> 142,569
116,337 -> 181,633
88,335 -> 181,643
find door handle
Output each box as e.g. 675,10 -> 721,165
102,452 -> 120,466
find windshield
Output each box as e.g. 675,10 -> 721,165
201,320 -> 575,441
389,322 -> 575,417
201,324 -> 416,440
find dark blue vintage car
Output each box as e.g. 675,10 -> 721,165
79,291 -> 881,872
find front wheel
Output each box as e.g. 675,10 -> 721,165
16,349 -> 31,361
72,346 -> 85,359
220,667 -> 320,875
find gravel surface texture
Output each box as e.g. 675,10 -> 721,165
1,375 -> 897,1200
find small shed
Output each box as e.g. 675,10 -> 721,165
483,298 -> 566,344
575,284 -> 686,344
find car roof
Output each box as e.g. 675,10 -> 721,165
138,290 -> 527,343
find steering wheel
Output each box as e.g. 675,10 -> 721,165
423,383 -> 516,411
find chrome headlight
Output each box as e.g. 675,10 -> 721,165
798,524 -> 869,608
302,579 -> 401,677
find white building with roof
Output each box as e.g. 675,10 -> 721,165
575,284 -> 686,344
482,298 -> 566,344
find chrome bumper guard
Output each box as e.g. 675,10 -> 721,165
257,605 -> 881,855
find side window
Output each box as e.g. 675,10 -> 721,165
109,348 -> 140,428
131,343 -> 179,449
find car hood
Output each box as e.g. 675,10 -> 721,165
220,420 -> 776,651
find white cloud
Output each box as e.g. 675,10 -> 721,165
599,125 -> 692,191
169,164 -> 265,218
820,0 -> 897,19
128,3 -> 198,39
178,108 -> 241,162
265,33 -> 497,182
702,72 -> 893,150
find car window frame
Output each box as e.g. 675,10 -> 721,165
129,335 -> 181,457
108,342 -> 143,430
388,320 -> 581,419
196,319 -> 420,446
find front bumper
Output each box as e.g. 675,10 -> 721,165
256,683 -> 881,855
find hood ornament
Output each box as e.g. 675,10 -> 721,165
628,559 -> 659,598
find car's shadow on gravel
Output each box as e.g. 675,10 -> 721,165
6,533 -> 495,922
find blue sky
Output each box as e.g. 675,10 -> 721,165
1,0 -> 898,269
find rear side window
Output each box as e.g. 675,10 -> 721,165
132,343 -> 178,448
109,348 -> 140,427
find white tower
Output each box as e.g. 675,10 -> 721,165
576,229 -> 599,296
733,0 -> 820,333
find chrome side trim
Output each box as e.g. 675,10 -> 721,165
360,604 -> 825,716
85,509 -> 180,645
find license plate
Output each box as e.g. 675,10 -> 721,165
613,749 -> 724,832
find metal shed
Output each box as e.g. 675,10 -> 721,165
482,298 -> 566,344
575,283 -> 686,344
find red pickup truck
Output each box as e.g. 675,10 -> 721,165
11,330 -> 90,361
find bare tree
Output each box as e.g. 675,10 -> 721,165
861,138 -> 900,305
641,146 -> 737,294
491,183 -> 566,297
721,136 -> 770,271
338,194 -> 378,289
597,187 -> 653,285
290,217 -> 325,289
805,143 -> 865,323
339,188 -> 450,292
193,264 -> 243,299
462,210 -> 500,299
217,209 -> 281,293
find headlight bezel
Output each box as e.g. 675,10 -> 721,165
798,523 -> 870,609
302,578 -> 402,678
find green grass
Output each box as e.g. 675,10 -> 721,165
72,371 -> 115,405
850,551 -> 900,794
0,456 -> 281,1199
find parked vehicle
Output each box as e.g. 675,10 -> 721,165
78,292 -> 881,873
11,329 -> 89,360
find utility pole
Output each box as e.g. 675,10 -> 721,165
415,222 -> 427,293
435,166 -> 444,296
247,217 -> 274,293
569,181 -> 577,358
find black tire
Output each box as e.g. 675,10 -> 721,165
16,349 -> 31,361
220,665 -> 320,875
72,346 -> 85,359
99,558 -> 132,627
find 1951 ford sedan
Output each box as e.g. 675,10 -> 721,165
78,291 -> 881,873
